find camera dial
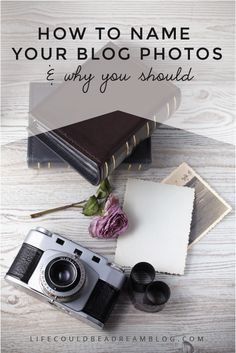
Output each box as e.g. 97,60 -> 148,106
40,253 -> 86,302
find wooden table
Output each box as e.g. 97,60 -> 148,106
1,1 -> 235,353
1,125 -> 235,353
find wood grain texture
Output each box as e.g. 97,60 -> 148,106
1,82 -> 235,145
1,1 -> 235,145
1,125 -> 235,353
2,1 -> 234,83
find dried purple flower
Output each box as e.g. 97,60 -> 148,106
89,194 -> 128,239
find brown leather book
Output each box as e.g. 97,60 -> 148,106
30,111 -> 155,185
30,43 -> 181,185
27,83 -> 152,171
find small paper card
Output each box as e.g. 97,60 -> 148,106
115,179 -> 195,275
162,162 -> 232,248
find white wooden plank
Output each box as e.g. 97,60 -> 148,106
1,126 -> 235,352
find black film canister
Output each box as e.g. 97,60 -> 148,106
144,281 -> 171,308
130,262 -> 155,292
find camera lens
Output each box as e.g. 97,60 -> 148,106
49,260 -> 77,287
41,255 -> 86,301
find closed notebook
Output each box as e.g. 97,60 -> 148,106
27,131 -> 152,169
29,43 -> 181,185
28,82 -> 151,170
30,111 -> 154,185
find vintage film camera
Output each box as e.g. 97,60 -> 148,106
5,227 -> 126,329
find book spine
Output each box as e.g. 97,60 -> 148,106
101,89 -> 181,179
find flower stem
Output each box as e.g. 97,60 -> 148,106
30,200 -> 86,219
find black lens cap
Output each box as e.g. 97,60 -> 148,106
128,262 -> 171,313
130,262 -> 155,292
144,281 -> 171,306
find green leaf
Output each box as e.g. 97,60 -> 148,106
82,195 -> 100,216
96,179 -> 112,199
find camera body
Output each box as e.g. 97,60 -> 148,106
5,227 -> 126,329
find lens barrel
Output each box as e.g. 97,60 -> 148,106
40,254 -> 86,301
46,258 -> 79,292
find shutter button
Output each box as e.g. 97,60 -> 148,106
36,227 -> 52,237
